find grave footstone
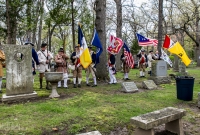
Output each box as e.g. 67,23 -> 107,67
149,60 -> 171,85
77,131 -> 102,135
122,82 -> 138,93
142,80 -> 157,90
2,45 -> 37,102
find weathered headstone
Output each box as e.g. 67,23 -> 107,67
142,80 -> 157,90
122,82 -> 138,93
198,92 -> 200,108
2,45 -> 37,101
77,131 -> 102,135
149,60 -> 171,85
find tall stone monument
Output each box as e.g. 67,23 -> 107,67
149,60 -> 171,85
2,45 -> 37,101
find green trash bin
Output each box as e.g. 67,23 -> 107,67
175,76 -> 195,101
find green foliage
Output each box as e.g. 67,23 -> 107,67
169,55 -> 174,62
130,39 -> 141,54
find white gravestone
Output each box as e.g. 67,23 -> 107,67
142,80 -> 157,90
2,45 -> 37,102
122,82 -> 138,93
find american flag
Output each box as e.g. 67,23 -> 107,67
123,42 -> 134,68
136,33 -> 158,46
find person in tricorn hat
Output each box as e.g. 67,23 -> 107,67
137,49 -> 147,77
37,43 -> 53,89
86,46 -> 97,87
70,45 -> 82,88
24,42 -> 40,83
107,51 -> 117,84
0,44 -> 5,93
147,50 -> 155,76
55,47 -> 69,88
121,48 -> 130,80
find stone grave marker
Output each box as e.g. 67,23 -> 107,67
77,131 -> 102,135
142,80 -> 157,90
149,60 -> 171,85
122,82 -> 138,93
2,45 -> 37,102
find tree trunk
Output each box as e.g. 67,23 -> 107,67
71,0 -> 75,50
6,0 -> 17,44
95,0 -> 107,80
38,0 -> 44,50
114,0 -> 122,71
157,0 -> 163,54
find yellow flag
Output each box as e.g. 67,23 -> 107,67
168,42 -> 191,66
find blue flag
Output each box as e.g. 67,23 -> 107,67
91,29 -> 103,64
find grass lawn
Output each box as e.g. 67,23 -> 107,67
0,66 -> 200,135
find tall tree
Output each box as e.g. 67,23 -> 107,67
114,0 -> 122,71
95,0 -> 107,80
157,0 -> 163,54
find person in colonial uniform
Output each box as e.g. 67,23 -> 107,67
108,52 -> 117,84
121,48 -> 130,80
37,43 -> 53,89
137,49 -> 147,77
70,45 -> 82,88
24,42 -> 40,83
55,48 -> 69,88
86,46 -> 97,87
0,45 -> 5,93
147,50 -> 155,76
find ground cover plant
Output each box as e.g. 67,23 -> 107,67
0,66 -> 200,135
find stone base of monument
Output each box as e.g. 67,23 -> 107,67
1,91 -> 38,102
77,131 -> 101,135
149,76 -> 171,85
49,82 -> 60,98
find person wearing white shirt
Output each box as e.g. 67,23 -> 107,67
37,43 -> 53,90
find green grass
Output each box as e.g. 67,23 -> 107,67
0,67 -> 200,134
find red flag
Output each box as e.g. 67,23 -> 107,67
163,35 -> 175,49
107,35 -> 123,54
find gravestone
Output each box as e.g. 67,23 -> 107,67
122,82 -> 138,93
149,60 -> 171,85
142,80 -> 157,90
77,131 -> 102,135
2,45 -> 37,102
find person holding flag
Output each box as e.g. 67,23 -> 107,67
120,42 -> 134,80
85,46 -> 97,87
85,29 -> 103,87
137,49 -> 148,77
70,45 -> 82,88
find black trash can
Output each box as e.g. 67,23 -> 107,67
175,76 -> 195,101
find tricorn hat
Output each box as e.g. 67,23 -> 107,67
58,47 -> 64,52
141,49 -> 145,52
41,43 -> 47,48
149,50 -> 153,53
24,42 -> 34,46
75,44 -> 80,48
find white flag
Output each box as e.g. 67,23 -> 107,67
160,49 -> 173,67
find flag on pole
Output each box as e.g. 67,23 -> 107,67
136,33 -> 158,46
91,29 -> 103,64
163,35 -> 175,49
168,42 -> 191,66
78,24 -> 92,68
107,35 -> 123,54
160,48 -> 173,67
123,42 -> 134,68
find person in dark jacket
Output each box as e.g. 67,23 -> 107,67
108,52 -> 117,84
24,42 -> 40,82
86,46 -> 97,87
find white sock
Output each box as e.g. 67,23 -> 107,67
58,81 -> 61,87
86,77 -> 89,84
140,71 -> 143,76
78,78 -> 82,84
73,78 -> 76,84
126,73 -> 129,78
93,77 -> 97,85
143,72 -> 145,76
64,79 -> 68,87
124,74 -> 126,79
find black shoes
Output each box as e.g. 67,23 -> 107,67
86,84 -> 90,86
73,84 -> 77,88
92,85 -> 97,87
78,84 -> 81,88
